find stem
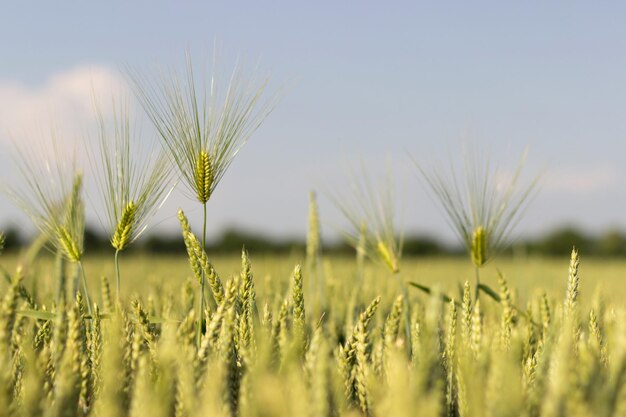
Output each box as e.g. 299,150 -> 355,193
115,249 -> 121,305
395,272 -> 412,355
197,202 -> 207,349
55,249 -> 66,306
78,261 -> 93,317
474,266 -> 481,302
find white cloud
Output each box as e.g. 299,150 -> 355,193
542,165 -> 618,193
0,65 -> 127,149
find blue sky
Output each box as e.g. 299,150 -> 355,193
1,2 -> 626,243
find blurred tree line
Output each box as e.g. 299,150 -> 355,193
2,225 -> 626,257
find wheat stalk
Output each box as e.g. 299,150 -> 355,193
416,147 -> 539,300
130,53 -> 274,350
90,96 -> 173,304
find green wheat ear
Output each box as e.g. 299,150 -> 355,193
111,201 -> 138,251
471,226 -> 487,268
0,233 -> 4,255
57,226 -> 81,262
377,240 -> 399,274
195,150 -> 214,204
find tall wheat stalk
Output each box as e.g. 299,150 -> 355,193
130,53 -> 275,348
90,96 -> 173,303
5,138 -> 92,314
331,162 -> 411,351
416,147 -> 538,300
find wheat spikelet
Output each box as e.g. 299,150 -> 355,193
34,319 -> 52,352
588,309 -> 607,366
384,295 -> 404,348
20,338 -> 46,417
177,308 -> 197,361
238,248 -> 256,358
203,279 -> 238,352
354,321 -> 370,415
461,281 -> 472,346
306,191 -> 321,265
277,299 -> 290,369
130,354 -> 150,417
57,173 -> 86,265
565,247 -> 580,319
195,150 -> 214,204
88,304 -> 102,401
542,317 -> 576,417
56,226 -> 82,263
332,162 -> 402,275
0,271 -> 22,349
444,299 -> 457,417
262,302 -> 272,331
130,52 -> 274,206
291,265 -> 306,356
470,226 -> 487,268
498,273 -> 514,349
219,306 -> 240,417
376,241 -> 399,274
470,300 -> 482,358
341,296 -> 380,407
270,300 -> 289,369
181,279 -> 196,314
178,209 -> 203,282
100,276 -> 113,313
94,309 -> 126,417
540,292 -> 551,340
416,147 -> 538,268
131,299 -> 158,363
48,301 -> 82,417
179,210 -> 225,306
111,201 -> 137,251
307,328 -> 330,417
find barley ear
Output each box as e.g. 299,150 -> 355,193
111,201 -> 137,251
376,240 -> 399,274
195,150 -> 214,204
57,226 -> 82,262
471,226 -> 487,268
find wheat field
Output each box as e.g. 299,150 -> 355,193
0,248 -> 624,417
0,54 -> 623,417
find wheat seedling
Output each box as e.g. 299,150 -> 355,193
90,97 -> 172,303
130,53 -> 274,348
416,147 -> 538,300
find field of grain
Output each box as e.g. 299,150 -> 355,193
1,53 -> 623,417
0,248 -> 625,416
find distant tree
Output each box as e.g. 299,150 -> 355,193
531,227 -> 592,256
403,235 -> 445,256
1,228 -> 22,252
597,230 -> 626,256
